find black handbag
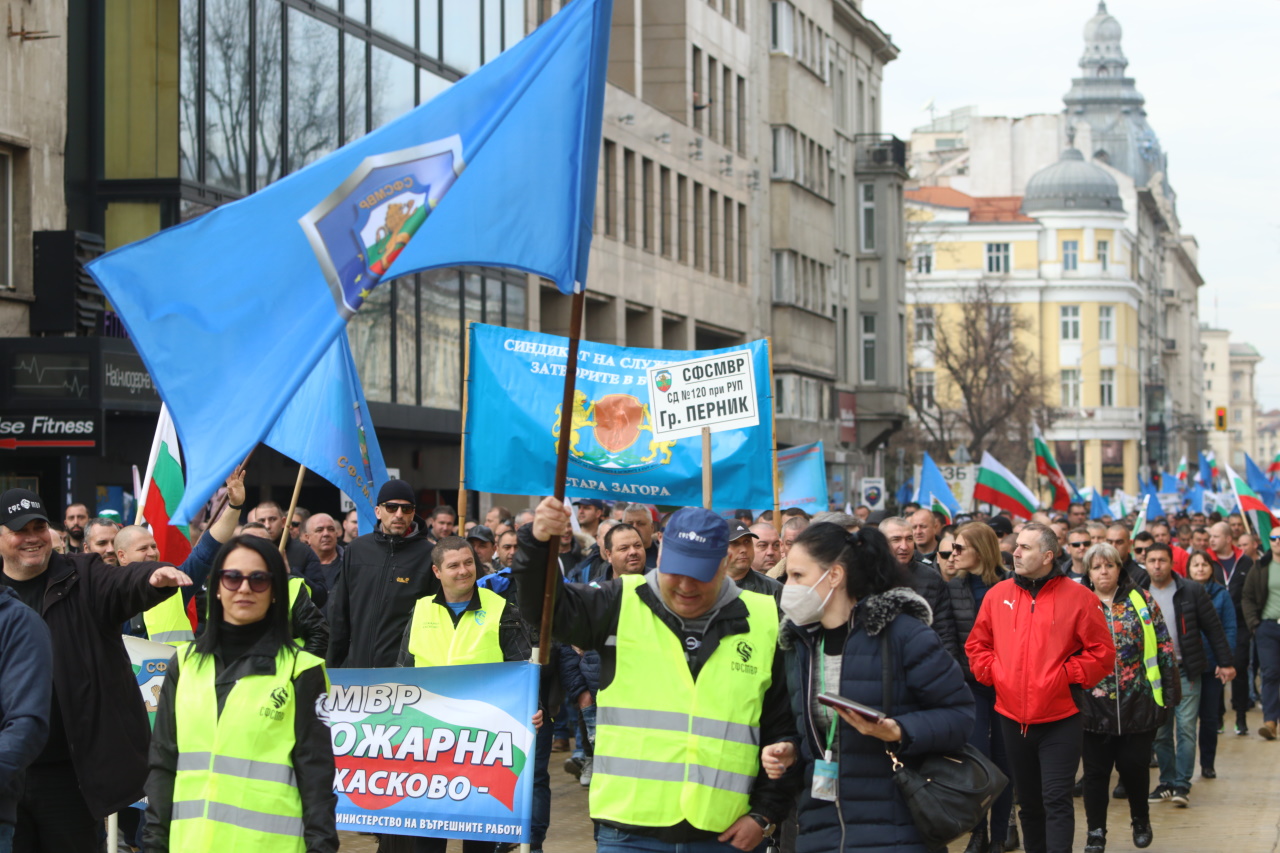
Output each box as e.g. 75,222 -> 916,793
880,634 -> 1008,849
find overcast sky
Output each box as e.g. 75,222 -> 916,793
864,0 -> 1280,409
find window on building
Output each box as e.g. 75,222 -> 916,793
769,1 -> 794,54
723,195 -> 734,281
1060,368 -> 1081,408
1060,305 -> 1081,341
988,304 -> 1011,341
707,56 -> 719,141
861,314 -> 877,383
693,181 -> 704,268
914,306 -> 934,343
737,202 -> 747,284
622,149 -> 636,245
1099,368 -> 1115,407
915,370 -> 936,408
1062,240 -> 1079,271
641,157 -> 654,251
772,250 -> 795,302
1235,408 -> 1243,422
0,149 -> 10,290
859,183 -> 875,252
692,46 -> 703,132
602,141 -> 616,237
659,166 -> 672,257
736,75 -> 747,155
771,126 -> 794,179
914,243 -> 933,274
708,189 -> 720,274
1098,305 -> 1114,341
985,242 -> 1010,273
677,175 -> 689,264
1097,239 -> 1109,271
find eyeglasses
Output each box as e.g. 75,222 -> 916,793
289,521 -> 300,528
938,551 -> 952,560
1271,535 -> 1280,542
1069,541 -> 1089,548
950,543 -> 966,556
1134,547 -> 1149,555
381,502 -> 416,515
220,570 -> 272,593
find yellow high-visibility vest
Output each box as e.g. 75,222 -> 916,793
405,587 -> 506,667
144,593 -> 194,646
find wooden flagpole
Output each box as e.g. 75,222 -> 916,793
767,337 -> 781,533
540,290 -> 587,665
702,427 -> 713,509
457,320 -> 474,526
280,464 -> 307,554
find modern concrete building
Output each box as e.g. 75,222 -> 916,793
1203,327 -> 1263,471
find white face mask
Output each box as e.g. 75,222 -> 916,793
780,570 -> 834,626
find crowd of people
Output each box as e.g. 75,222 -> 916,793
2,476 -> 1278,853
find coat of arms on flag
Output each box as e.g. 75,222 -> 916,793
299,136 -> 464,317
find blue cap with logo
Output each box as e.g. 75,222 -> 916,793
658,507 -> 729,582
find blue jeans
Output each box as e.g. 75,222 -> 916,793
1256,620 -> 1280,724
596,823 -> 741,853
967,681 -> 1014,841
572,703 -> 598,761
531,712 -> 554,848
0,822 -> 12,853
1154,670 -> 1201,789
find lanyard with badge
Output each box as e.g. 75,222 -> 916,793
811,651 -> 839,801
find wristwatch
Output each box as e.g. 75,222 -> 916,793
747,813 -> 776,838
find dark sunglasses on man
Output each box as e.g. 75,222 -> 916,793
381,502 -> 416,515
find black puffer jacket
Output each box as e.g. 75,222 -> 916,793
326,521 -> 438,668
905,559 -> 961,661
946,569 -> 1011,679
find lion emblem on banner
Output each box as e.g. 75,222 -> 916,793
552,392 -> 676,472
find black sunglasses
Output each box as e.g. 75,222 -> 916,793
220,570 -> 272,593
1134,546 -> 1149,555
381,502 -> 416,515
1069,541 -> 1089,548
938,550 -> 952,560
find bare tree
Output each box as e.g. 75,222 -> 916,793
908,280 -> 1053,473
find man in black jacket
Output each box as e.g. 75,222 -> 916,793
881,516 -> 961,660
326,480 -> 439,668
1143,544 -> 1235,807
0,488 -> 189,851
513,499 -> 795,851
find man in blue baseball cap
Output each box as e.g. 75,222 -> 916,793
513,498 -> 795,853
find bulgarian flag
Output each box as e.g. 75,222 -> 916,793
975,451 -> 1038,520
1131,494 -> 1150,539
1227,465 -> 1278,542
138,404 -> 193,566
1033,429 -> 1072,511
929,493 -> 954,525
1176,455 -> 1188,482
1270,452 -> 1280,477
1208,449 -> 1221,482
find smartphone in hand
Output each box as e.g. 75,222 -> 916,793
817,692 -> 885,723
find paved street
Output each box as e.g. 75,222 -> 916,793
340,706 -> 1280,852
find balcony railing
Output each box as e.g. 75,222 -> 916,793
854,134 -> 907,171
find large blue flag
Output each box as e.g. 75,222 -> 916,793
464,325 -> 774,508
265,335 -> 388,536
1159,473 -> 1180,494
778,442 -> 829,512
1186,483 -> 1206,514
1199,451 -> 1214,487
1140,476 -> 1165,519
894,477 -> 914,509
1089,488 -> 1110,520
86,0 -> 612,523
1244,453 -> 1277,506
914,453 -> 962,517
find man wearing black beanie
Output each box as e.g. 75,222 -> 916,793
326,479 -> 439,668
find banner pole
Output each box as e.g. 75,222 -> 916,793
540,290 -> 587,665
280,464 -> 307,553
106,812 -> 117,853
458,320 -> 474,525
766,337 -> 781,533
701,427 -> 713,509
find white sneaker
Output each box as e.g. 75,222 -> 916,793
579,756 -> 593,787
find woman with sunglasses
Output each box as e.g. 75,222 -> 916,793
1243,527 -> 1280,741
946,522 -> 1014,853
1186,550 -> 1236,772
144,535 -> 337,853
1077,543 -> 1178,852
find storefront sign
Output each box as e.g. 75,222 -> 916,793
0,411 -> 100,453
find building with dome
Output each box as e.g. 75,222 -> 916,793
903,2 -> 1207,499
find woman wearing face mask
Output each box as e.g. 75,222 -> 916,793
1186,550 -> 1236,773
143,535 -> 337,853
760,523 -> 973,853
1077,543 -> 1179,853
945,522 -> 1014,853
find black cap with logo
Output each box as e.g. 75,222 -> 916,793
0,489 -> 50,531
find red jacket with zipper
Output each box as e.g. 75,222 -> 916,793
966,569 -> 1116,725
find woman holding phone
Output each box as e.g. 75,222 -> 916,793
143,535 -> 337,853
762,523 -> 973,853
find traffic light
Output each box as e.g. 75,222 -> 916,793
1215,407 -> 1228,431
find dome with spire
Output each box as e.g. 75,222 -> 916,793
1079,1 -> 1127,77
1021,147 -> 1123,215
1084,2 -> 1122,46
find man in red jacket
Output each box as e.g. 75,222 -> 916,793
966,522 -> 1115,853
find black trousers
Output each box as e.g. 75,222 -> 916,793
1081,728 -> 1156,832
13,762 -> 99,853
999,713 -> 1082,853
1232,626 -> 1253,713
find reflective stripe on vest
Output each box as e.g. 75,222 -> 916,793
171,642 -> 326,852
590,574 -> 777,832
406,587 -> 506,667
144,593 -> 194,646
1128,589 -> 1165,708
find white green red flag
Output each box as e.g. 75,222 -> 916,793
1227,465 -> 1277,543
1270,452 -> 1280,476
1033,431 -> 1072,511
1131,494 -> 1149,539
929,493 -> 954,525
1176,455 -> 1188,482
1208,449 -> 1221,482
138,404 -> 192,565
975,451 -> 1038,520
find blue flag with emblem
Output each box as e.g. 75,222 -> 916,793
85,0 -> 612,524
264,334 -> 388,536
778,441 -> 828,512
914,453 -> 962,518
1244,453 -> 1277,507
464,324 -> 774,508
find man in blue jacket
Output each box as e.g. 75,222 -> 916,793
0,583 -> 52,853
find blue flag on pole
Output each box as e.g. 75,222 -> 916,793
264,335 -> 388,536
1186,483 -> 1206,514
1199,451 -> 1214,487
778,442 -> 828,512
1245,453 -> 1277,506
464,325 -> 774,508
895,478 -> 914,508
1159,473 -> 1180,494
86,0 -> 613,524
1141,477 -> 1164,519
915,453 -> 962,518
1089,489 -> 1110,520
